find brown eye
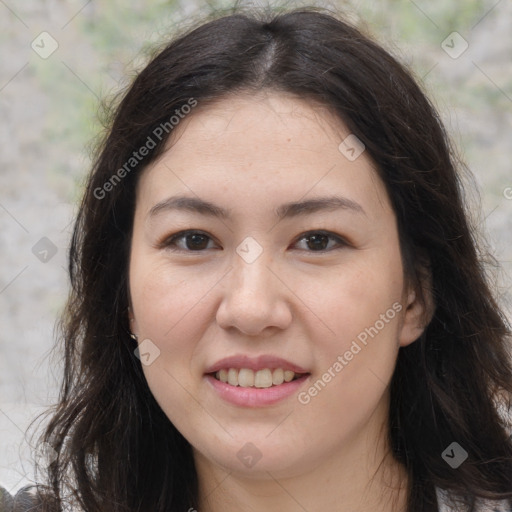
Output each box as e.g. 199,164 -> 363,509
184,233 -> 210,250
160,230 -> 218,251
293,231 -> 347,252
305,233 -> 329,251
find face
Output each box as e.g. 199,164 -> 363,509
128,92 -> 427,481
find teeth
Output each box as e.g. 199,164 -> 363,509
227,368 -> 238,386
254,369 -> 272,388
284,370 -> 295,382
238,368 -> 254,387
272,368 -> 284,385
214,368 -> 303,388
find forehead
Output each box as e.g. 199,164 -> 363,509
165,91 -> 348,160
135,92 -> 393,220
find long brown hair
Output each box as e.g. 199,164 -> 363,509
36,6 -> 512,511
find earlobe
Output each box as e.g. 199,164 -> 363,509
398,273 -> 435,348
128,306 -> 139,341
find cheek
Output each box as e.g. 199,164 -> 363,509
311,248 -> 404,349
301,246 -> 404,407
130,255 -> 217,338
129,257 -> 220,395
129,258 -> 218,424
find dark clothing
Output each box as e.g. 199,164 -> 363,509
0,486 -> 46,512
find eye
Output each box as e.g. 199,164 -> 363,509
292,230 -> 348,252
159,230 -> 219,252
158,229 -> 348,253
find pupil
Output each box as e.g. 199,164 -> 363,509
187,234 -> 208,250
184,234 -> 329,251
307,234 -> 328,251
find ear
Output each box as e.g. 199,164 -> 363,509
398,265 -> 435,347
128,305 -> 140,339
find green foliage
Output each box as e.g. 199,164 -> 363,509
27,0 -> 505,185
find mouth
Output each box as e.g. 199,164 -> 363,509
208,368 -> 309,388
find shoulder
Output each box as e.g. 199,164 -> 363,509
471,500 -> 511,512
437,488 -> 512,512
0,485 -> 51,512
473,500 -> 512,512
473,503 -> 511,512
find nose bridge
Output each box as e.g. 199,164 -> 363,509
230,242 -> 276,302
231,234 -> 274,290
216,239 -> 292,334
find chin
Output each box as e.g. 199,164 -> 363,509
197,441 -> 312,480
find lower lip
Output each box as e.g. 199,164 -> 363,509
205,374 -> 310,407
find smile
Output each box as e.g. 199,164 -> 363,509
205,372 -> 310,407
211,368 -> 306,388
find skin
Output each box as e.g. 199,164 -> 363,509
129,91 -> 432,512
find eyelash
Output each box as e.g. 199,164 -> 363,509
158,229 -> 349,253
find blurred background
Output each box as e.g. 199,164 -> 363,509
1,0 -> 511,495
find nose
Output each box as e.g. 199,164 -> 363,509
215,251 -> 293,336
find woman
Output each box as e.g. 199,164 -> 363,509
3,5 -> 511,512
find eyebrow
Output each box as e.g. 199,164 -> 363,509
147,194 -> 366,220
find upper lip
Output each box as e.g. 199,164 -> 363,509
204,355 -> 310,374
